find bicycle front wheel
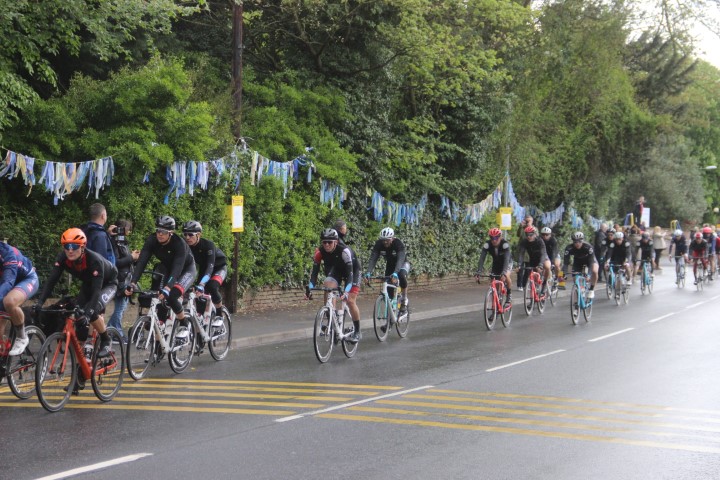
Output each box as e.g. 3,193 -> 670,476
606,274 -> 613,299
169,319 -> 196,374
647,272 -> 654,293
208,307 -> 232,361
640,267 -> 647,295
547,277 -> 557,306
35,332 -> 76,412
126,316 -> 155,381
91,327 -> 124,402
314,307 -> 334,363
7,325 -> 46,399
500,291 -> 513,328
582,290 -> 592,322
342,309 -> 358,358
483,289 -> 497,330
570,285 -> 580,325
396,307 -> 410,338
622,276 -> 631,304
523,284 -> 533,316
373,295 -> 390,342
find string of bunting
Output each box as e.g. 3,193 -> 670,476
366,188 -> 427,226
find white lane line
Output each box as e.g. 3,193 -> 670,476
275,385 -> 434,422
648,313 -> 675,323
34,453 -> 153,480
685,301 -> 705,310
485,350 -> 565,373
588,328 -> 635,343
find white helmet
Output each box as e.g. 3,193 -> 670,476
674,229 -> 683,237
379,227 -> 395,240
615,231 -> 624,240
540,227 -> 552,235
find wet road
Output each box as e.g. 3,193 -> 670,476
3,272 -> 720,479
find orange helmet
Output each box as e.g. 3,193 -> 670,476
61,228 -> 87,247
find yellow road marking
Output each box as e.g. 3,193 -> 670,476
100,396 -> 323,408
318,413 -> 720,454
96,390 -> 354,401
121,384 -> 383,396
129,378 -> 402,389
1,402 -> 295,414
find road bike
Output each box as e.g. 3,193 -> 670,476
185,288 -> 232,360
0,321 -> 45,399
605,264 -> 617,300
126,272 -> 196,380
569,270 -> 593,325
639,259 -> 654,295
522,266 -> 547,316
691,257 -> 707,292
478,274 -> 512,330
366,276 -> 409,341
674,256 -> 686,289
607,264 -> 630,305
34,306 -> 124,412
310,287 -> 357,363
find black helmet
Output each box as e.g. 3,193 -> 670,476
182,220 -> 202,234
320,228 -> 339,241
156,215 -> 176,230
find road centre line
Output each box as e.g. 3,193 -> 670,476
588,328 -> 634,343
275,385 -> 433,422
485,350 -> 565,372
685,301 -> 705,310
34,453 -> 152,480
648,313 -> 676,323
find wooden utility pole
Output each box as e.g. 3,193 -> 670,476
229,1 -> 243,313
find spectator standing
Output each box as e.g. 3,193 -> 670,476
652,226 -> 667,270
83,203 -> 116,265
107,220 -> 139,342
593,223 -> 608,281
633,196 -> 645,227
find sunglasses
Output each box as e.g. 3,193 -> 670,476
490,236 -> 502,241
322,240 -> 335,245
183,232 -> 198,238
156,228 -> 172,235
63,243 -> 82,251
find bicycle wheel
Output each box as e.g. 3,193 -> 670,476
622,275 -> 630,304
537,285 -> 546,314
169,319 -> 196,374
208,307 -> 232,361
483,289 -> 497,330
678,265 -> 685,289
91,327 -> 124,402
396,303 -> 410,338
640,266 -> 647,295
613,275 -> 621,305
523,284 -> 534,316
500,292 -> 513,327
35,332 -> 76,412
606,273 -> 614,299
342,308 -> 358,358
126,316 -> 155,381
373,295 -> 390,342
647,270 -> 654,294
313,307 -> 334,363
7,325 -> 46,399
582,289 -> 592,322
570,285 -> 580,325
547,276 -> 557,306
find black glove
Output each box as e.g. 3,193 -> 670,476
31,303 -> 42,317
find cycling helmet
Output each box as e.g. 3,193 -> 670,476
524,226 -> 537,235
702,226 -> 713,234
641,232 -> 649,239
674,229 -> 683,237
540,227 -> 552,235
694,232 -> 703,239
608,228 -> 616,234
156,215 -> 176,230
488,228 -> 502,238
61,228 -> 87,247
571,232 -> 584,241
320,228 -> 339,241
182,220 -> 202,234
379,227 -> 395,240
615,231 -> 624,240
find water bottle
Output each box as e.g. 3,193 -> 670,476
336,308 -> 344,326
84,343 -> 94,361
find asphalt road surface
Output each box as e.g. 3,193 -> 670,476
3,271 -> 720,479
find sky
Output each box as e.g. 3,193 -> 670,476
695,23 -> 720,68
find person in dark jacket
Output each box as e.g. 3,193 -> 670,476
82,203 -> 116,265
107,219 -> 139,342
593,223 -> 608,281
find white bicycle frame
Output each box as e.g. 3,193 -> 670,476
316,288 -> 351,340
185,290 -> 228,345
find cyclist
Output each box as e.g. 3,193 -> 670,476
34,228 -> 117,360
518,226 -> 551,295
635,232 -> 655,275
0,242 -> 40,356
562,232 -> 599,298
540,227 -> 562,282
688,232 -> 709,285
125,216 -> 196,337
364,227 -> 411,314
668,229 -> 688,285
475,228 -> 513,309
182,221 -> 227,311
701,226 -> 716,280
603,231 -> 632,289
308,228 -> 362,343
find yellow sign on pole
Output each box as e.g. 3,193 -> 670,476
228,195 -> 244,232
497,207 -> 513,230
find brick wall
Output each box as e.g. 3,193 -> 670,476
237,272 -> 477,312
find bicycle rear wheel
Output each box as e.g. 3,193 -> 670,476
570,285 -> 580,325
35,332 -> 76,412
606,274 -> 613,299
208,307 -> 232,361
7,325 -> 46,399
523,284 -> 534,316
547,276 -> 557,306
169,319 -> 196,374
126,316 -> 155,381
373,295 -> 390,342
91,327 -> 125,402
483,289 -> 497,330
313,307 -> 334,363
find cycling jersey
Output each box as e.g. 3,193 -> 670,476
636,240 -> 654,261
604,241 -> 632,267
670,236 -> 688,256
0,242 -> 37,300
478,240 -> 512,276
310,242 -> 359,290
188,238 -> 227,283
518,238 -> 549,267
702,233 -> 717,254
366,238 -> 409,274
541,235 -> 559,260
689,239 -> 709,258
132,233 -> 195,291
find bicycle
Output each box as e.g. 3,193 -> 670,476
126,272 -> 196,380
522,266 -> 547,316
309,287 -> 358,363
691,257 -> 707,291
639,259 -> 654,295
34,306 -> 125,412
605,264 -> 616,300
0,321 -> 45,399
184,288 -> 232,360
547,266 -> 559,306
674,256 -> 686,289
367,276 -> 409,341
569,270 -> 593,325
607,264 -> 630,305
478,274 -> 512,330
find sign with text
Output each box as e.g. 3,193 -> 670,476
229,195 -> 244,232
